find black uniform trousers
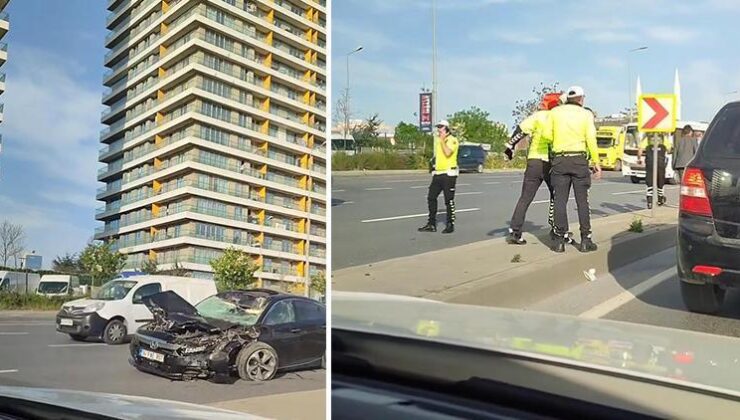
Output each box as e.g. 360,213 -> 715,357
645,146 -> 667,202
510,159 -> 554,234
551,155 -> 592,238
427,174 -> 457,225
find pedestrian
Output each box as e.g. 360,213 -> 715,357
505,92 -> 561,245
541,86 -> 601,253
672,124 -> 697,183
418,120 -> 460,234
638,132 -> 670,208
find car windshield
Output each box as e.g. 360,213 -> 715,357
37,282 -> 68,294
195,295 -> 267,326
597,137 -> 614,148
93,280 -> 137,301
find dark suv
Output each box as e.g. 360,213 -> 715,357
457,145 -> 487,173
677,103 -> 740,313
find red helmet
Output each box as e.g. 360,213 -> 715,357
541,92 -> 563,110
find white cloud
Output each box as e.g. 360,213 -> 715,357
3,47 -> 102,191
644,26 -> 698,43
582,31 -> 638,43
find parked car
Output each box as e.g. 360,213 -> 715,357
129,289 -> 325,382
457,145 -> 487,173
677,102 -> 740,313
55,275 -> 216,344
0,271 -> 41,293
37,275 -> 80,297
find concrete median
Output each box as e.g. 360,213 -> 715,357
333,206 -> 678,308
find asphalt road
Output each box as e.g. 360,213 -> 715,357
528,247 -> 740,339
332,171 -> 679,269
0,318 -> 325,405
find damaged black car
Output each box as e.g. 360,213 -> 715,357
129,289 -> 325,382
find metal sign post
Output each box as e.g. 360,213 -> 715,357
637,94 -> 677,218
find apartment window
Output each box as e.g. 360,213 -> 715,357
196,223 -> 225,241
197,198 -> 227,216
201,101 -> 231,121
282,241 -> 293,253
234,206 -> 244,220
203,78 -> 231,98
238,113 -> 251,128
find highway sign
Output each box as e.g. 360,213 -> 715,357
638,94 -> 677,133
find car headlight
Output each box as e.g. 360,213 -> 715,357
182,346 -> 207,354
83,302 -> 106,313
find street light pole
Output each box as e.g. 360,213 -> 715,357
627,46 -> 648,122
344,46 -> 364,143
432,0 -> 438,126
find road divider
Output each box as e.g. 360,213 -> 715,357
361,208 -> 481,223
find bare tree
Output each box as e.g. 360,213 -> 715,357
334,88 -> 353,140
512,82 -> 561,125
0,220 -> 25,268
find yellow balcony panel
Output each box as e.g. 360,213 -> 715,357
304,49 -> 312,62
302,112 -> 310,124
258,209 -> 265,224
158,67 -> 166,78
261,97 -> 270,112
259,186 -> 266,198
297,261 -> 305,276
150,226 -> 157,237
302,133 -> 310,144
259,141 -> 269,153
162,0 -> 170,13
264,53 -> 273,68
260,120 -> 270,134
303,91 -> 311,104
149,250 -> 157,260
263,75 -> 272,89
299,197 -> 307,211
267,9 -> 275,24
297,241 -> 305,255
300,155 -> 309,168
155,134 -> 164,145
266,31 -> 274,46
153,157 -> 162,169
299,175 -> 307,189
260,164 -> 268,175
305,28 -> 313,42
258,232 -> 265,243
152,203 -> 160,217
298,219 -> 306,233
157,89 -> 165,101
309,114 -> 315,126
160,22 -> 169,35
153,179 -> 162,193
159,45 -> 167,58
303,70 -> 311,82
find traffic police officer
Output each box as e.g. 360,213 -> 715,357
542,86 -> 601,253
638,133 -> 670,208
505,92 -> 561,245
418,120 -> 460,234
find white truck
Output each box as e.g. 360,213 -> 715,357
55,275 -> 217,344
0,271 -> 41,293
621,121 -> 709,184
36,275 -> 81,297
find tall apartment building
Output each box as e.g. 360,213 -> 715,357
95,0 -> 327,292
0,0 -> 9,134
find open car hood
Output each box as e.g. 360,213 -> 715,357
143,291 -> 198,317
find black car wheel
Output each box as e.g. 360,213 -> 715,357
476,163 -> 483,173
630,176 -> 641,184
69,334 -> 86,342
680,281 -> 725,314
103,319 -> 127,345
236,342 -> 278,381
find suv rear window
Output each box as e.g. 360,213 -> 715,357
703,106 -> 740,157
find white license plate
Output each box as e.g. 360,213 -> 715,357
59,318 -> 73,326
140,349 -> 165,363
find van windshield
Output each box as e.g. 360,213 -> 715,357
38,282 -> 68,294
94,280 -> 137,301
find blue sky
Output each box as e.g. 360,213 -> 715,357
332,0 -> 740,128
0,0 -> 106,267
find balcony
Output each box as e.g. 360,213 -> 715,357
0,12 -> 8,39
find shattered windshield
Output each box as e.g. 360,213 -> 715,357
195,295 -> 266,326
93,281 -> 136,301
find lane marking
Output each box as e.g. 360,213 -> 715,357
456,191 -> 483,196
533,197 -> 573,204
578,267 -> 676,319
410,185 -> 428,189
0,370 -> 19,374
47,343 -> 108,348
341,201 -> 355,204
457,183 -> 471,186
483,181 -> 501,185
612,190 -> 644,196
362,208 -> 480,223
365,187 -> 393,191
332,189 -> 345,193
386,179 -> 424,183
0,332 -> 29,335
0,322 -> 51,326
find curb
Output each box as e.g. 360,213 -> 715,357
332,169 -> 524,176
432,222 -> 677,308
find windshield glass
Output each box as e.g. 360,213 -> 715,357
93,280 -> 137,301
596,137 -> 614,148
37,282 -> 68,294
195,295 -> 266,326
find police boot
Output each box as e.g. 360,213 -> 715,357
552,234 -> 566,253
507,230 -> 527,245
658,195 -> 666,206
646,196 -> 653,209
442,223 -> 454,234
580,235 -> 598,253
418,222 -> 436,232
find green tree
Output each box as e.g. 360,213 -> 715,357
52,253 -> 82,274
352,113 -> 383,150
158,260 -> 190,277
394,122 -> 431,151
79,242 -> 127,286
512,82 -> 561,125
210,248 -> 258,292
310,272 -> 326,297
141,258 -> 159,275
448,107 -> 509,152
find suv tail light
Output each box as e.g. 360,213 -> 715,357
680,167 -> 713,217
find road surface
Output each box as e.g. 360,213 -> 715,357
332,171 -> 678,269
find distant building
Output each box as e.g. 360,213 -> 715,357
24,254 -> 42,270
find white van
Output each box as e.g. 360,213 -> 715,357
0,271 -> 41,293
55,275 -> 217,344
37,275 -> 80,297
